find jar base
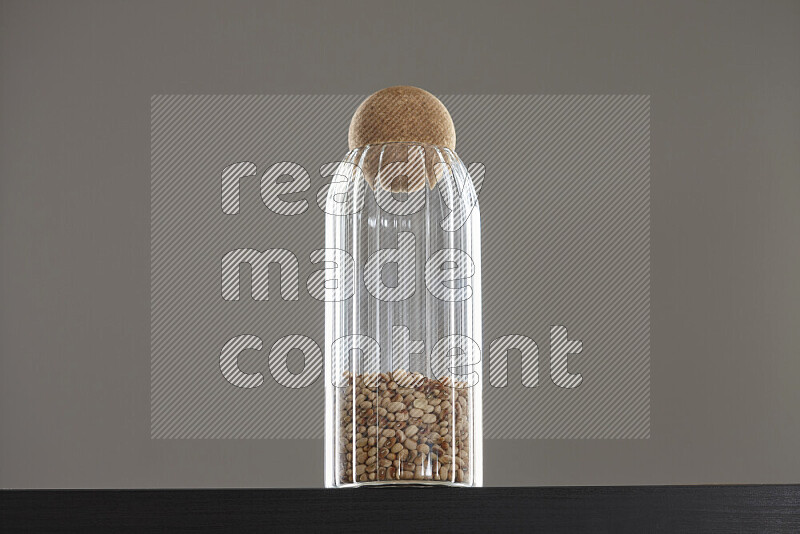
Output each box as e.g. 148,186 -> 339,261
331,480 -> 477,489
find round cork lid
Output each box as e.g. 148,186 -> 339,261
348,86 -> 455,150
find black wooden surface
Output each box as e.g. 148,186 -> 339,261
2,485 -> 799,533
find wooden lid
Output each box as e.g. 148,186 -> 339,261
348,86 -> 455,150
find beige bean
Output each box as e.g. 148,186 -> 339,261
387,401 -> 405,413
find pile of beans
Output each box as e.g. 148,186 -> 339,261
336,369 -> 472,485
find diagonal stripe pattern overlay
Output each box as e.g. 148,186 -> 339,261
151,95 -> 650,439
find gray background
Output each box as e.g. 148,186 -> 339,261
1,0 -> 798,488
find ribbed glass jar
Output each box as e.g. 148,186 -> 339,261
324,142 -> 482,487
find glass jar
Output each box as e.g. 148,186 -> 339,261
324,142 -> 482,487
